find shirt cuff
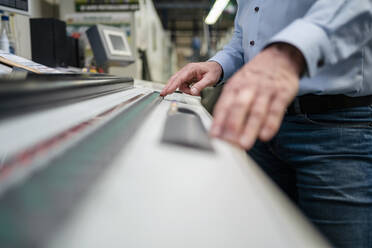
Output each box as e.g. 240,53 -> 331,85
209,51 -> 239,82
265,19 -> 334,77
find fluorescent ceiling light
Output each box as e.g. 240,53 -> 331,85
205,0 -> 230,25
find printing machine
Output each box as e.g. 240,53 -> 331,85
0,73 -> 330,248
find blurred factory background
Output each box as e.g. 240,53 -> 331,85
11,0 -> 237,83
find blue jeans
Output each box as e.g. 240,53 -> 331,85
249,106 -> 372,248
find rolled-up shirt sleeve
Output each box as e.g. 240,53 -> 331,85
266,0 -> 372,77
209,6 -> 245,82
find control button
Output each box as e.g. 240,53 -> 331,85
250,40 -> 255,46
254,7 -> 260,12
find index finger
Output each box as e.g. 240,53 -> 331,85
160,73 -> 178,96
165,71 -> 197,95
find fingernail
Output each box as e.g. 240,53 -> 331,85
240,136 -> 250,148
260,129 -> 270,140
191,87 -> 198,95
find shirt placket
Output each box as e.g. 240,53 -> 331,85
245,0 -> 262,62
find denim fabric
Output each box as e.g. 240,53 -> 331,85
249,106 -> 372,248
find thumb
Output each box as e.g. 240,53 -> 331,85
190,76 -> 214,96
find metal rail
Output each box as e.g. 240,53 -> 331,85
0,92 -> 161,248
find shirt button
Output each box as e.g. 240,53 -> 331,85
254,7 -> 260,12
250,40 -> 255,46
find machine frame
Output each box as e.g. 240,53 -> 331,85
0,0 -> 30,16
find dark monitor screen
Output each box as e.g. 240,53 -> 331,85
102,28 -> 131,57
0,0 -> 29,15
109,34 -> 126,51
86,24 -> 134,67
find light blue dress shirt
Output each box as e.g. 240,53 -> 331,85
210,0 -> 372,96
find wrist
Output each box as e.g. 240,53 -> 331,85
207,61 -> 223,80
268,43 -> 306,77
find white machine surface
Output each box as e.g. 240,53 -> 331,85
0,80 -> 330,248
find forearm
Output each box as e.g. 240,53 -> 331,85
266,0 -> 372,77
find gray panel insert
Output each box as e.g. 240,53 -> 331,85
162,107 -> 214,151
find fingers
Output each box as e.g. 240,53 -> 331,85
179,82 -> 192,95
211,88 -> 275,149
210,87 -> 236,137
189,75 -> 215,96
211,84 -> 292,150
221,88 -> 256,142
160,70 -> 188,96
259,93 -> 290,141
160,72 -> 178,95
161,72 -> 191,96
161,73 -> 215,97
160,63 -> 198,97
209,71 -> 288,150
160,62 -> 222,97
239,94 -> 271,149
178,76 -> 212,96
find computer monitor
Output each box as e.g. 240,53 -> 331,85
86,24 -> 134,67
0,0 -> 30,16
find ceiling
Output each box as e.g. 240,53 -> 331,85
153,0 -> 236,48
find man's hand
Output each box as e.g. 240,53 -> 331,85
210,43 -> 305,149
160,61 -> 223,97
